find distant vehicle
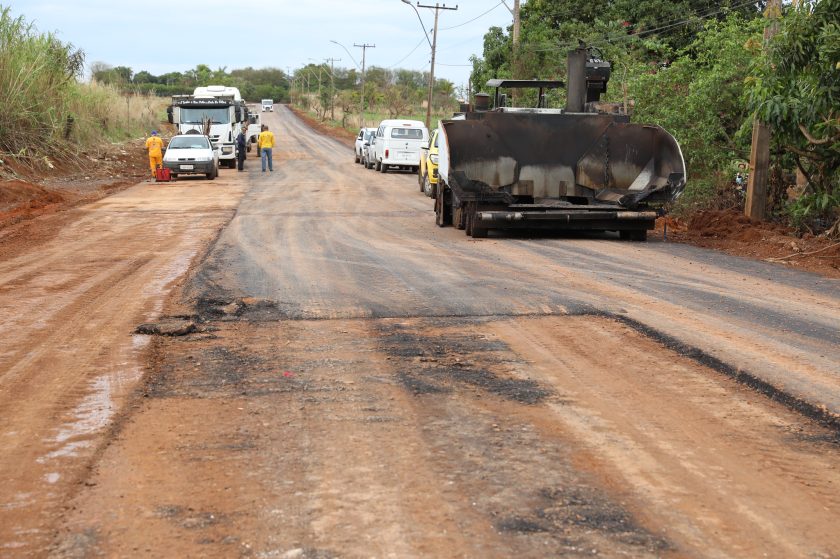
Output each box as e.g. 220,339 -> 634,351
418,128 -> 439,197
162,134 -> 219,180
368,119 -> 428,173
245,109 -> 261,156
355,127 -> 377,164
262,99 -> 274,112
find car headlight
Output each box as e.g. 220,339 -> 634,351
430,154 -> 439,164
195,155 -> 211,162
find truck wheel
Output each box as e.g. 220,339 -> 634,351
375,159 -> 381,172
380,161 -> 387,173
466,203 -> 488,238
453,201 -> 466,230
435,185 -> 452,227
620,230 -> 647,241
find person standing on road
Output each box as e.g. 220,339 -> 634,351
256,124 -> 265,158
258,125 -> 275,172
236,128 -> 247,172
144,130 -> 164,180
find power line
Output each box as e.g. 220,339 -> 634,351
440,1 -> 505,30
388,35 -> 429,69
520,0 -> 759,55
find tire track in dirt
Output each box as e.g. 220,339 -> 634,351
0,174 -> 250,555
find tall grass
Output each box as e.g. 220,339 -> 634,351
0,7 -> 164,167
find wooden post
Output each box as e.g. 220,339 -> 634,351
745,0 -> 782,221
745,120 -> 771,220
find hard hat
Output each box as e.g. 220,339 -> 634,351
151,130 -> 158,135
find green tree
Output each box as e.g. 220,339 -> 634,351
633,14 -> 764,204
747,0 -> 839,230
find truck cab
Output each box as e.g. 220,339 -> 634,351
168,86 -> 248,169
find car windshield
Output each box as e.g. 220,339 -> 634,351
364,131 -> 374,140
391,128 -> 424,140
180,107 -> 230,124
168,136 -> 210,149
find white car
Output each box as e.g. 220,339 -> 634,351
261,99 -> 273,112
354,127 -> 377,164
163,134 -> 219,180
369,119 -> 428,173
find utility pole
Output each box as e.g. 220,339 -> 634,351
354,43 -> 375,128
417,2 -> 458,129
325,57 -> 341,121
511,0 -> 521,104
745,0 -> 783,221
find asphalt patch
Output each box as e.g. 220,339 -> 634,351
378,320 -> 551,405
496,486 -> 670,552
146,344 -> 306,399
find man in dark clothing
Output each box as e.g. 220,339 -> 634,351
236,129 -> 247,171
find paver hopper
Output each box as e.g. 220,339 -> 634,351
435,48 -> 686,240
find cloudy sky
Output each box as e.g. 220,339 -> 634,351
11,0 -> 514,88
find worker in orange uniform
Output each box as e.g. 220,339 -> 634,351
144,130 -> 164,179
258,125 -> 275,172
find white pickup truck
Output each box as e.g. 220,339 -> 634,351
261,99 -> 274,112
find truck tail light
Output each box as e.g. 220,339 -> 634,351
385,149 -> 389,158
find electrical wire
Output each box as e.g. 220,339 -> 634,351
519,0 -> 760,55
387,35 -> 430,69
440,1 -> 506,31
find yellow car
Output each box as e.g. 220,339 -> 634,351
418,128 -> 439,198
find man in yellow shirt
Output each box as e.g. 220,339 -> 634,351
258,125 -> 276,172
144,130 -> 164,179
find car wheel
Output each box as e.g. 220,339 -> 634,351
374,159 -> 381,172
423,174 -> 434,197
171,173 -> 178,180
355,151 -> 360,164
380,161 -> 387,173
418,171 -> 425,191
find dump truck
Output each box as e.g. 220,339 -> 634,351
434,47 -> 686,240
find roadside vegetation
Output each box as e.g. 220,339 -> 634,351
101,60 -> 460,136
0,7 -> 165,171
469,0 -> 838,235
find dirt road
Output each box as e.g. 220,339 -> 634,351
2,107 -> 839,558
0,174 -> 249,554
